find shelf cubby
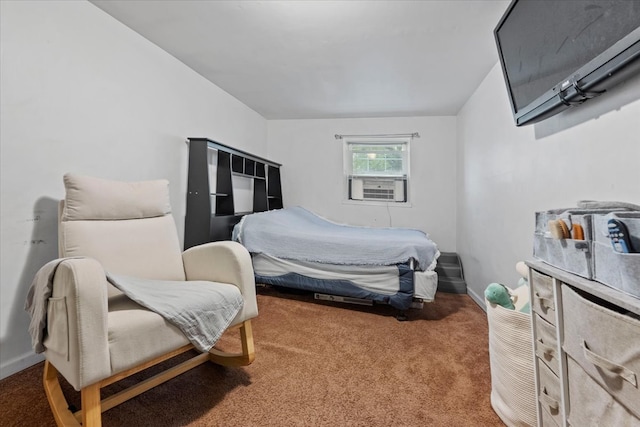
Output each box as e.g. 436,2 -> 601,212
185,137 -> 282,249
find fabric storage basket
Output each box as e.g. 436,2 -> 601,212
562,285 -> 640,421
486,286 -> 536,427
592,212 -> 640,298
566,357 -> 640,426
533,209 -> 595,279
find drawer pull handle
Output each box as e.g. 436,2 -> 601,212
582,340 -> 638,388
536,339 -> 556,360
539,387 -> 559,410
534,292 -> 554,310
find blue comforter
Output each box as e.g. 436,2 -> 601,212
234,207 -> 439,271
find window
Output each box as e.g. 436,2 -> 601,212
344,138 -> 409,203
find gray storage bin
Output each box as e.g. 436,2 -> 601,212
534,314 -> 560,377
567,357 -> 640,427
562,285 -> 640,420
533,209 -> 595,279
537,359 -> 562,426
531,270 -> 556,325
593,212 -> 640,298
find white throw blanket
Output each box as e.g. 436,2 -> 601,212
25,258 -> 243,353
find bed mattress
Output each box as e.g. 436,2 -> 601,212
252,253 -> 438,308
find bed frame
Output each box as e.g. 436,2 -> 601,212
253,262 -> 416,310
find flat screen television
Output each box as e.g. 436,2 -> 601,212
494,0 -> 640,126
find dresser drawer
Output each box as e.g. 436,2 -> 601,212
534,314 -> 560,377
562,285 -> 640,419
567,356 -> 640,427
537,359 -> 562,426
531,270 -> 556,325
540,407 -> 561,427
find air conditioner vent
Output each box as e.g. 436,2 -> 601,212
350,177 -> 406,202
363,183 -> 395,201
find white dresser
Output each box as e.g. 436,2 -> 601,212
527,260 -> 640,427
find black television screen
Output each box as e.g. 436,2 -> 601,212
495,0 -> 640,126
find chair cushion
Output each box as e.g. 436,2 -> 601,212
107,295 -> 190,374
63,173 -> 171,221
60,215 -> 186,280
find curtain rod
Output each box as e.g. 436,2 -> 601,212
334,132 -> 419,140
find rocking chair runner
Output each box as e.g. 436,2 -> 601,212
38,174 -> 257,427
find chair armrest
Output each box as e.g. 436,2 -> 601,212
46,258 -> 111,391
182,241 -> 258,323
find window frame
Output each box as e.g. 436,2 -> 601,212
343,137 -> 411,205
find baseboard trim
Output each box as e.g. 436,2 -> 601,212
1,352 -> 44,380
467,288 -> 487,312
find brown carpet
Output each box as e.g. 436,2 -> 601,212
0,287 -> 503,426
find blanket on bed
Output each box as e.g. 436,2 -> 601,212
234,206 -> 439,270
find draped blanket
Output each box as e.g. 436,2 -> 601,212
234,206 -> 439,271
106,273 -> 243,352
26,258 -> 243,354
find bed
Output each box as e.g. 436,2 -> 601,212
232,206 -> 440,310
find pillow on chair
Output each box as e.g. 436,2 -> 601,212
62,173 -> 171,221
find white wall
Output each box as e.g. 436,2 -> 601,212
267,116 -> 457,250
457,63 -> 640,306
0,1 -> 267,379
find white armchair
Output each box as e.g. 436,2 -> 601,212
37,173 -> 257,427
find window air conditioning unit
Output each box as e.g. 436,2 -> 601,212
350,177 -> 406,202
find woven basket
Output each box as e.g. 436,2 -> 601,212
486,286 -> 537,427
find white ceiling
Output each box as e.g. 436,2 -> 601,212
91,0 -> 510,120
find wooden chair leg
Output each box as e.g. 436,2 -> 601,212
209,320 -> 255,367
43,361 -> 82,427
81,383 -> 102,427
240,320 -> 255,362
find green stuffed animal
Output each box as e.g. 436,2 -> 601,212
485,283 -> 515,309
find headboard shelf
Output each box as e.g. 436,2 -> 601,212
184,137 -> 283,249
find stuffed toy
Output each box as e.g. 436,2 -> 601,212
485,283 -> 515,309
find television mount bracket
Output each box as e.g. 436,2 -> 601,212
559,78 -> 606,106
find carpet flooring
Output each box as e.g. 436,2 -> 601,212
0,287 -> 504,426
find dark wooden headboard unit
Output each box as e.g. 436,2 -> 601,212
184,137 -> 282,250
